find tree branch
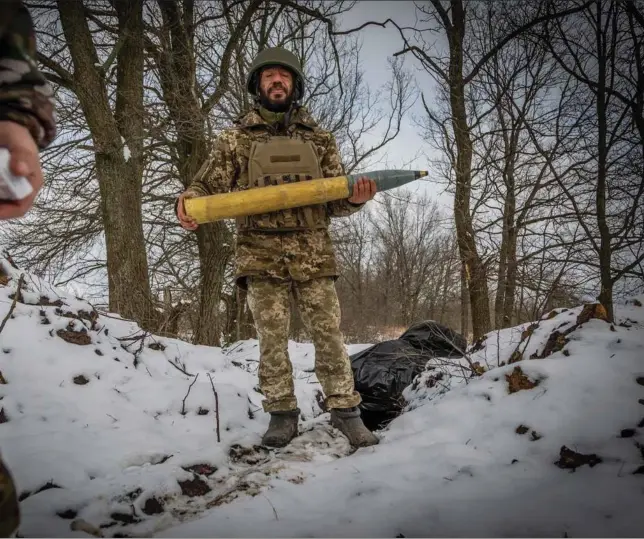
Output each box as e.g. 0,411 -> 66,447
463,0 -> 595,85
0,274 -> 24,335
36,52 -> 75,90
203,0 -> 264,114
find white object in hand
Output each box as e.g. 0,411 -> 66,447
0,147 -> 33,200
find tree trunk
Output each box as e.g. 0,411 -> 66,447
460,259 -> 469,337
57,0 -> 156,328
153,0 -> 238,345
449,0 -> 492,339
595,0 -> 614,322
495,198 -> 510,328
438,249 -> 453,323
193,223 -> 231,345
503,226 -> 518,327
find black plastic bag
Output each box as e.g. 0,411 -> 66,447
398,320 -> 467,357
350,320 -> 466,430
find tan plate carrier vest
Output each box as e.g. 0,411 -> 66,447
237,136 -> 328,232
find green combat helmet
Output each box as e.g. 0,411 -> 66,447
246,47 -> 305,102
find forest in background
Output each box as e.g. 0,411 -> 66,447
2,0 -> 642,345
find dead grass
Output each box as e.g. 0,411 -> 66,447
506,366 -> 539,394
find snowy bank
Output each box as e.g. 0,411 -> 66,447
1,258 -> 643,537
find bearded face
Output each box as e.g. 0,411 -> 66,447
258,66 -> 295,112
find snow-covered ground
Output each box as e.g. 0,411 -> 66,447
1,257 -> 643,537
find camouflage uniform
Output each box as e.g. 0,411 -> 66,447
0,2 -> 56,535
187,105 -> 362,412
0,0 -> 56,148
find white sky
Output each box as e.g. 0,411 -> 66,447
337,1 -> 454,213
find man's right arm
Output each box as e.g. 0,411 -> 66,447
175,131 -> 238,227
0,0 -> 56,149
184,131 -> 238,198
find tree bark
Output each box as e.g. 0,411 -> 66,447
595,0 -> 614,322
153,0 -> 245,345
57,0 -> 156,328
460,259 -> 469,337
448,0 -> 492,339
503,226 -> 518,327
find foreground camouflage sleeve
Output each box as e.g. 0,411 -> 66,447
0,0 -> 56,148
320,133 -> 365,218
185,131 -> 238,198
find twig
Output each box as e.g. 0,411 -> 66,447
223,342 -> 244,356
207,372 -> 221,443
113,387 -> 130,402
132,332 -> 147,369
2,251 -> 19,269
181,373 -> 199,416
262,494 -> 279,520
496,329 -> 501,367
168,357 -> 194,377
0,273 -> 24,335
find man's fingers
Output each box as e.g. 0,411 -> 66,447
0,200 -> 30,219
8,156 -> 29,178
181,221 -> 198,230
7,142 -> 37,176
6,143 -> 43,197
177,196 -> 198,230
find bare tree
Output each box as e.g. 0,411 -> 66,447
535,0 -> 644,320
3,1 -> 158,328
339,0 -> 593,339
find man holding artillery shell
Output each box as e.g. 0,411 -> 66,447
177,47 -> 379,448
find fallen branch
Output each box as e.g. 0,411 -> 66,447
116,330 -> 147,342
131,331 -> 147,369
0,273 -> 24,335
168,357 -> 194,377
181,373 -> 199,416
262,493 -> 279,520
208,372 -> 221,443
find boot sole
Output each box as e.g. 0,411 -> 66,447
261,430 -> 299,448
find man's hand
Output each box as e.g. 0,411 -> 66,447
177,191 -> 199,230
348,176 -> 377,204
0,121 -> 43,220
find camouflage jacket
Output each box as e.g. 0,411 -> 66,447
0,0 -> 56,148
186,105 -> 364,231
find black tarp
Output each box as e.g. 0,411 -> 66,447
351,321 -> 466,430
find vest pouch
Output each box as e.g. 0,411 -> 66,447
240,137 -> 329,232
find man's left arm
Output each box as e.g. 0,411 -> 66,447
320,133 -> 368,218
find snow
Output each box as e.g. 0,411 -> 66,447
1,257 -> 643,537
121,136 -> 131,162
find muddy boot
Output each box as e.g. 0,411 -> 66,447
261,409 -> 299,448
0,455 -> 20,537
330,407 -> 380,448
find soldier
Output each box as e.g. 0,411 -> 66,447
176,47 -> 379,449
0,1 -> 56,535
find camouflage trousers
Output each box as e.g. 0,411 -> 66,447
0,454 -> 19,537
246,276 -> 361,413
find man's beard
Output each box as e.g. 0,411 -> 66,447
258,85 -> 295,112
